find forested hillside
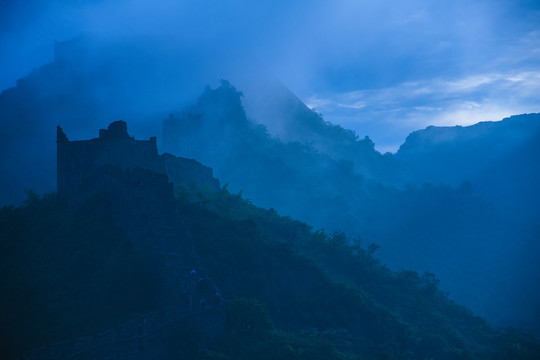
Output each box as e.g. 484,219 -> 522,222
163,82 -> 540,334
2,189 -> 539,359
1,35 -> 538,339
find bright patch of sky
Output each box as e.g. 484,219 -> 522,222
307,70 -> 540,153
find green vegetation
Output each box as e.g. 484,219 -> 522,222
1,188 -> 539,359
197,298 -> 358,360
164,83 -> 540,336
0,192 -> 160,358
174,185 -> 540,359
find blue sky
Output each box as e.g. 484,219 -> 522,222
1,0 -> 539,151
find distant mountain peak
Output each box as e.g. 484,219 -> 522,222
396,112 -> 540,185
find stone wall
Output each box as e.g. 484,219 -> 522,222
57,121 -> 220,207
163,153 -> 219,191
37,121 -> 229,359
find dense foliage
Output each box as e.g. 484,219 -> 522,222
173,185 -> 540,360
163,83 -> 540,335
0,192 -> 160,359
3,189 -> 540,359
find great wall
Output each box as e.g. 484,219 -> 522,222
13,121 -> 227,360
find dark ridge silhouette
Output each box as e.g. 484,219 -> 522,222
396,113 -> 540,186
1,34 -> 539,340
2,119 -> 539,358
239,76 -> 401,183
163,82 -> 540,336
0,35 -> 396,207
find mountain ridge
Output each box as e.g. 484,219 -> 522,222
396,113 -> 540,186
163,82 -> 540,335
1,35 -> 539,336
4,179 -> 540,360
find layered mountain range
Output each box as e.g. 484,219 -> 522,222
1,35 -> 539,337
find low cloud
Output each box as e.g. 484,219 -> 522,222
1,0 -> 539,155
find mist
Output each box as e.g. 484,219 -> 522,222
1,0 -> 540,358
2,0 -> 540,149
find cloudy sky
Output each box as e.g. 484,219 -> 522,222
1,0 -> 539,151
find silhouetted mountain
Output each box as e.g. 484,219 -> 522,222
163,81 -> 369,231
1,34 -> 539,341
240,77 -> 400,183
3,187 -> 539,360
163,82 -> 540,336
0,35 -> 399,207
396,113 -> 540,187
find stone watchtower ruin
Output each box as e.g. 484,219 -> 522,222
22,121 -> 229,360
57,120 -> 219,207
56,120 -> 223,307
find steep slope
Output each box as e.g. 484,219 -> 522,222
163,83 -> 540,336
3,189 -> 540,360
174,185 -> 540,359
394,116 -> 540,334
163,81 -> 368,230
240,76 -> 400,183
0,35 -> 400,207
2,32 -> 539,340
